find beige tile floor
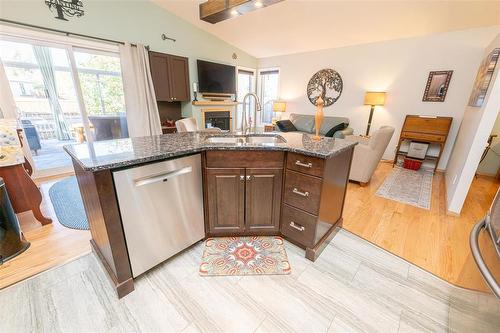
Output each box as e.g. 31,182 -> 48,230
1,229 -> 498,332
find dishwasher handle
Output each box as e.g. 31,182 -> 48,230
470,217 -> 500,299
134,166 -> 193,187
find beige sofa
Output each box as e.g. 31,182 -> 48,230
345,126 -> 395,185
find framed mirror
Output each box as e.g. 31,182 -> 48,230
422,71 -> 453,102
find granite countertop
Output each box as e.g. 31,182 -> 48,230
64,132 -> 357,172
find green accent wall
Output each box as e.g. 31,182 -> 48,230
0,0 -> 257,119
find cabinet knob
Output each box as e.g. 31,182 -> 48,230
246,175 -> 251,181
240,175 -> 245,181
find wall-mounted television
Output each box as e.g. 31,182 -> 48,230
197,60 -> 236,94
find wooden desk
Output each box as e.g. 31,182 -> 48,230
393,115 -> 452,172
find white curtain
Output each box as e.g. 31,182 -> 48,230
119,43 -> 162,137
0,59 -> 17,119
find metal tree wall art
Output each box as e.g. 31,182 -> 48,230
45,0 -> 84,21
307,69 -> 343,107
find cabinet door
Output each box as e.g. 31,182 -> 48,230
206,168 -> 245,234
245,168 -> 283,233
168,55 -> 190,102
149,52 -> 172,102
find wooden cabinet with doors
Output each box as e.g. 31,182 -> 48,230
204,151 -> 284,236
148,51 -> 190,102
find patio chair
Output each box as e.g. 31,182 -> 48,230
20,120 -> 41,155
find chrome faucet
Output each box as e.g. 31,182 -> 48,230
241,93 -> 262,134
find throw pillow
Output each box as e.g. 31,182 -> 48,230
276,120 -> 297,132
325,123 -> 347,137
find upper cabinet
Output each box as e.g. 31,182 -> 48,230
149,51 -> 190,102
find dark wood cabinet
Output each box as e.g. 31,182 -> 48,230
204,151 -> 285,236
206,168 -> 245,234
245,168 -> 282,233
149,51 -> 190,102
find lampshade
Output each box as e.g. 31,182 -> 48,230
272,100 -> 287,113
364,92 -> 386,106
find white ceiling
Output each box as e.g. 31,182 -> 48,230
153,0 -> 500,58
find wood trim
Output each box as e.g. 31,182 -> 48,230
91,240 -> 134,298
305,223 -> 341,261
72,159 -> 134,298
192,101 -> 239,106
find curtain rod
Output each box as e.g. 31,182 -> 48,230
0,19 -> 175,49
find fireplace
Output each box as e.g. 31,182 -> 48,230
202,109 -> 232,131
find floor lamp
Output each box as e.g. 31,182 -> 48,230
364,92 -> 386,136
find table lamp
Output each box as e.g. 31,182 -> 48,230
272,100 -> 286,124
364,92 -> 386,136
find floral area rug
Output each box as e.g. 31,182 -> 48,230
376,166 -> 433,210
199,236 -> 291,276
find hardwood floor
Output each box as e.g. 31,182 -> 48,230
0,177 -> 91,289
343,162 -> 500,293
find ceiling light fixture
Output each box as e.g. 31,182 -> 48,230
200,0 -> 284,24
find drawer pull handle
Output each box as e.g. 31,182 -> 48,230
295,160 -> 312,168
293,188 -> 309,197
290,221 -> 305,232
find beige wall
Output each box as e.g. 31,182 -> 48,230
445,33 -> 500,214
258,27 -> 500,169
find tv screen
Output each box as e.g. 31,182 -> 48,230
197,60 -> 236,94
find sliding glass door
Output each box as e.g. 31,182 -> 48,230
0,37 -> 127,177
74,50 -> 127,141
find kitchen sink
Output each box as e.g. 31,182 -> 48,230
246,135 -> 286,144
205,137 -> 245,144
205,135 -> 286,145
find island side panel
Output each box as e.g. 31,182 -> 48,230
72,159 -> 134,298
306,147 -> 354,261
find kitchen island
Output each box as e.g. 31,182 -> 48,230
65,132 -> 356,298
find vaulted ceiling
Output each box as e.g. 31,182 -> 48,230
153,1 -> 500,58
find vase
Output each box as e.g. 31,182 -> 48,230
314,96 -> 325,141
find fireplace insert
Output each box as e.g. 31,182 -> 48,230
204,111 -> 231,131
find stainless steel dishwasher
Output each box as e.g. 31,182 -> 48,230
113,154 -> 204,277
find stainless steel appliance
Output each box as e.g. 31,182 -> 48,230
470,188 -> 500,298
113,154 -> 204,277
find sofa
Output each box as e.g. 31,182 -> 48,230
277,113 -> 354,138
345,126 -> 395,185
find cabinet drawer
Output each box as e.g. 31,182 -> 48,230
281,204 -> 316,248
286,152 -> 324,178
206,151 -> 284,168
401,131 -> 445,142
283,170 -> 322,215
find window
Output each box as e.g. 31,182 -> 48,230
0,36 -> 127,176
258,68 -> 280,125
236,68 -> 256,130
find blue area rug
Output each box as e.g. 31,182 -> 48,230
49,176 -> 89,230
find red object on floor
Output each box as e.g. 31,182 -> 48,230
403,158 -> 422,171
